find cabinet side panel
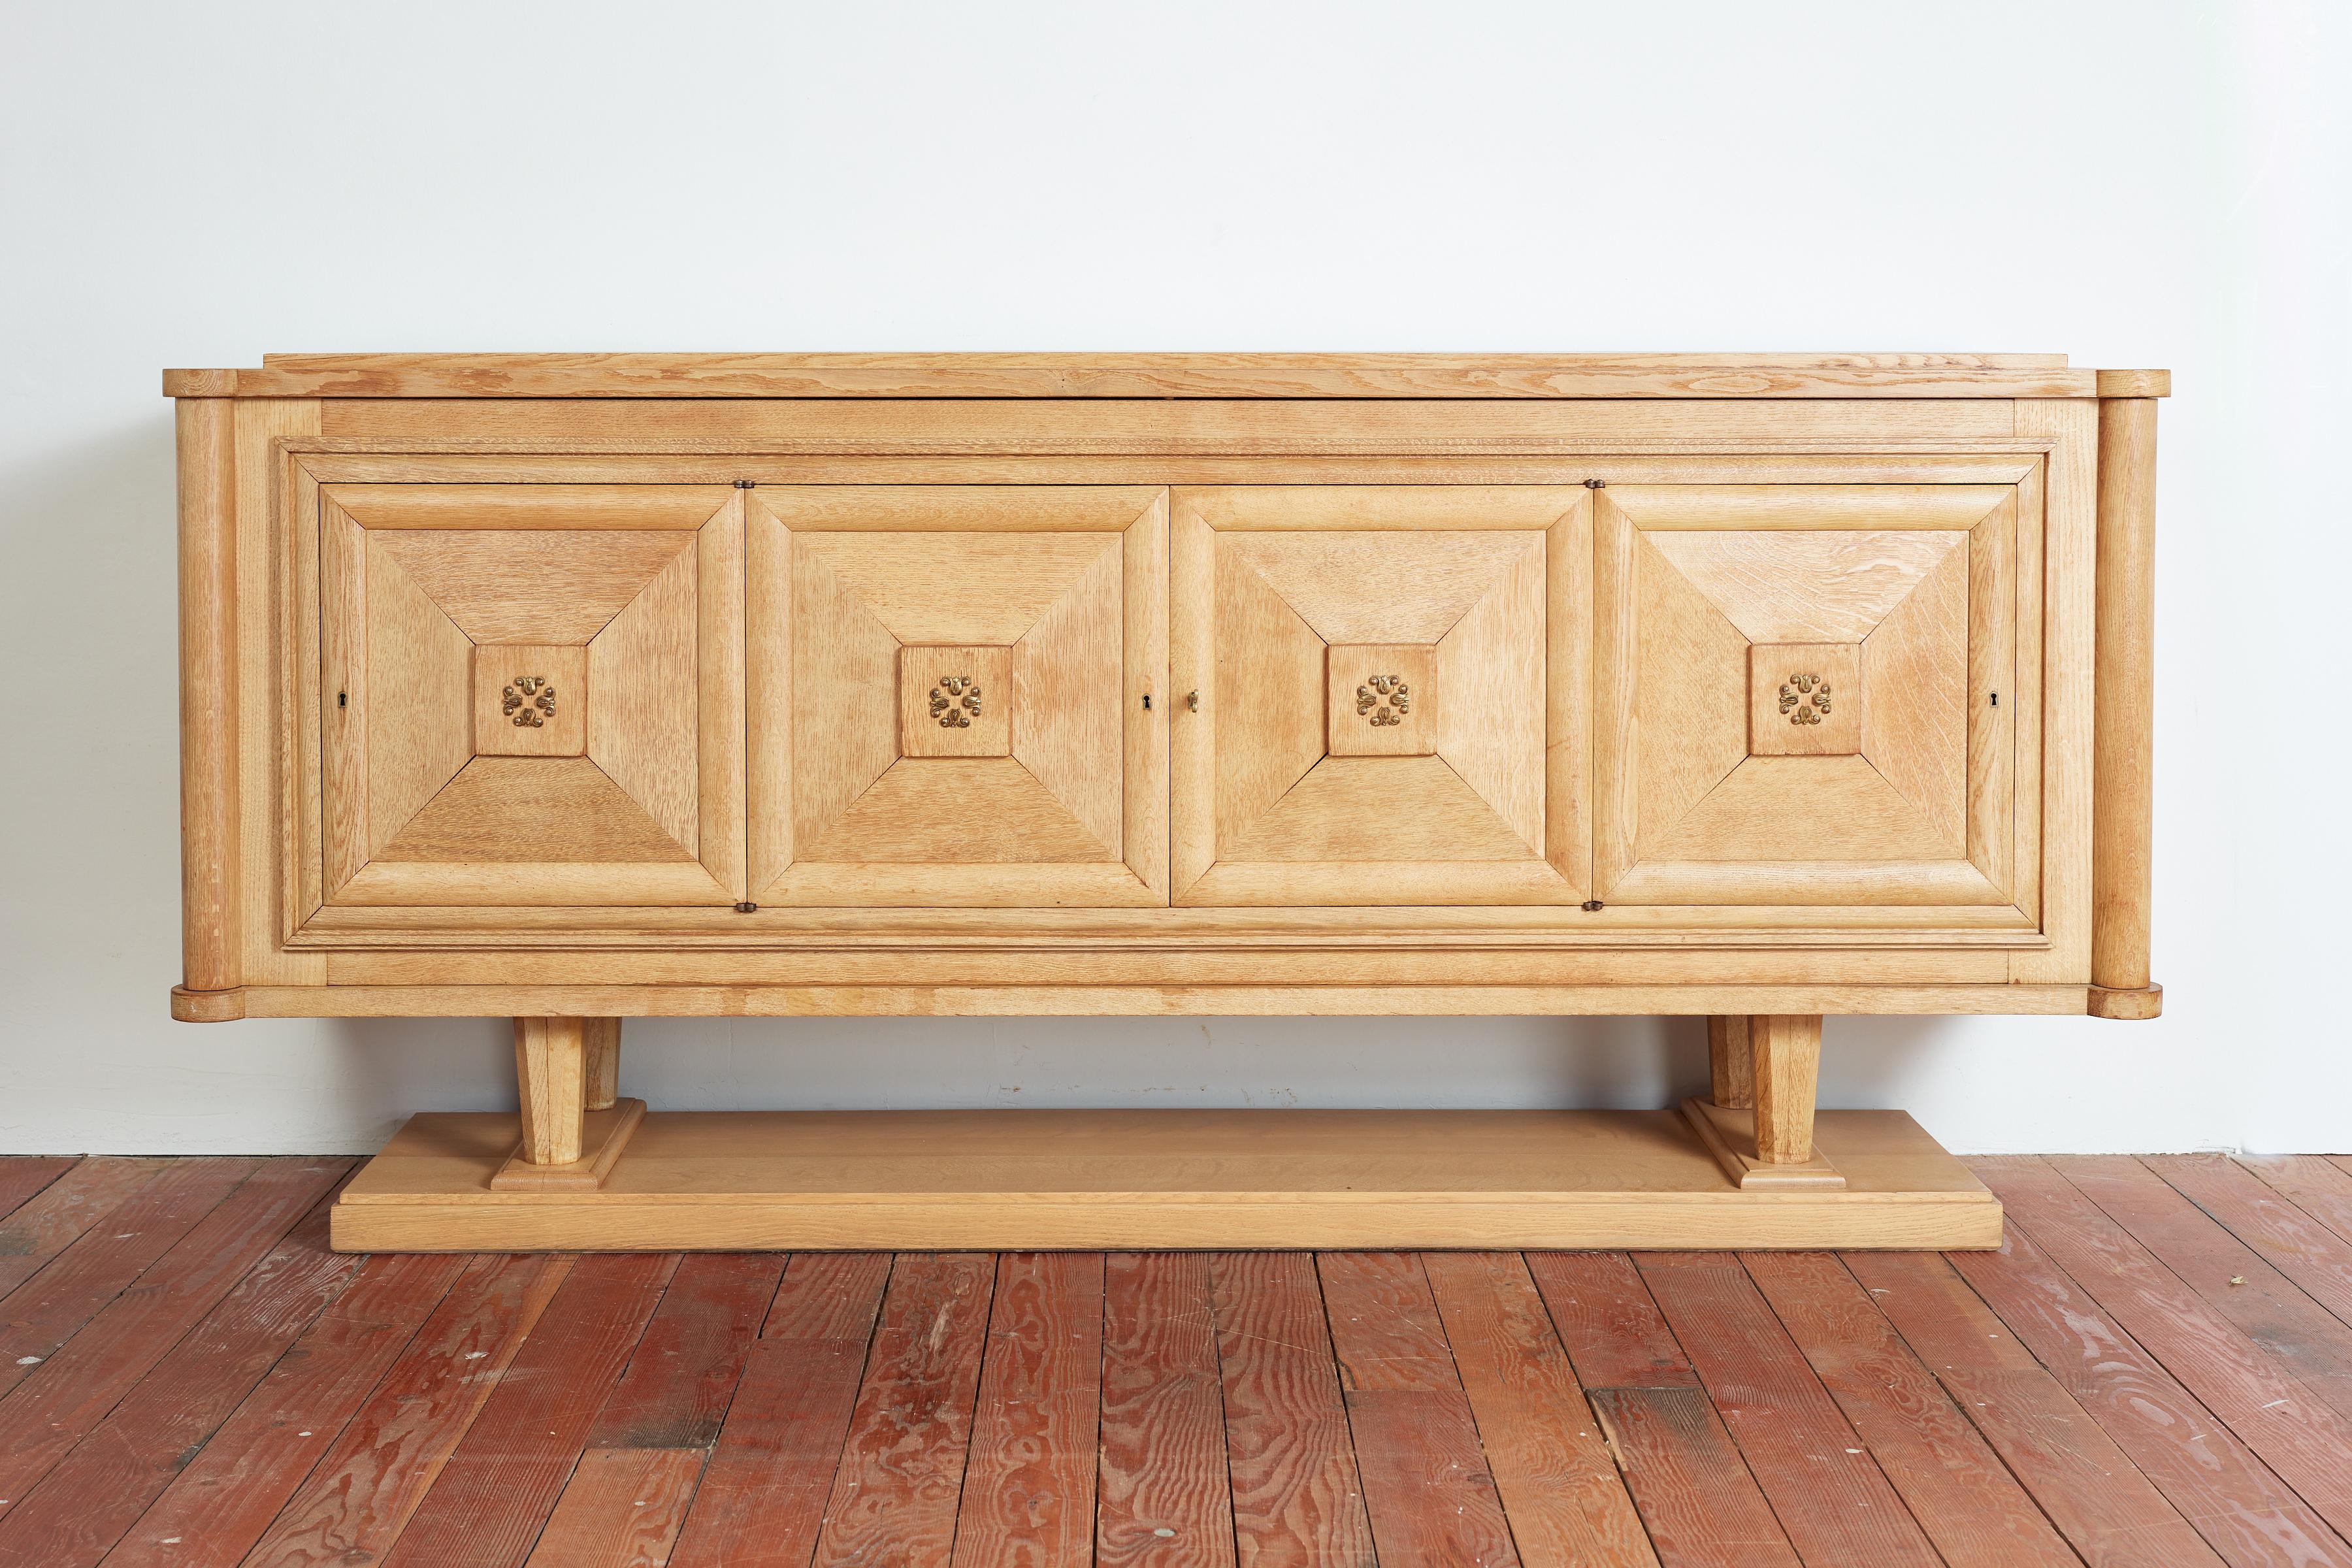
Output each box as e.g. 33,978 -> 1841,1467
2011,400 -> 2096,982
178,399 -> 242,994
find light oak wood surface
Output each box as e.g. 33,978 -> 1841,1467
331,1107 -> 1998,1252
2093,397 -> 2159,1002
166,351 -> 2157,400
166,353 -> 2170,1250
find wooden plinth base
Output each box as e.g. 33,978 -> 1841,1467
1681,1098 -> 1848,1190
331,1107 -> 1998,1252
489,1097 -> 645,1192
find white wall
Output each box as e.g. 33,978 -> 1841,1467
3,1 -> 2345,1156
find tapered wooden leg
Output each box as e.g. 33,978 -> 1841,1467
583,1017 -> 621,1113
514,1016 -> 587,1166
1707,1016 -> 1754,1109
1750,1014 -> 1823,1165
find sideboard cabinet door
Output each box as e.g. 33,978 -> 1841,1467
316,484 -> 745,907
744,487 -> 1169,906
1169,487 -> 1592,906
1593,483 -> 2034,918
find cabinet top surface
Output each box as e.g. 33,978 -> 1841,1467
163,352 -> 2169,400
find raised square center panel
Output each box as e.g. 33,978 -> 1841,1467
474,644 -> 589,757
1748,642 -> 1859,757
1328,643 -> 1436,757
898,645 -> 1012,757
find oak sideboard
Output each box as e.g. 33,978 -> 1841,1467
165,353 -> 2166,1252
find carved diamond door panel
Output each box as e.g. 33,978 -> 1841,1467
1170,487 -> 1591,906
318,484 -> 745,906
1593,483 -> 2036,915
745,487 -> 1169,906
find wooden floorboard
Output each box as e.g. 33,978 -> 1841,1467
809,1253 -> 994,1568
1529,1250 -> 1801,1568
1740,1250 -> 2079,1568
4,1152 -> 2352,1564
1979,1156 -> 2352,1539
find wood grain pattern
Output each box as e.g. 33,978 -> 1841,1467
1436,537 -> 1547,849
694,494 -> 747,900
374,759 -> 692,866
0,1160 -> 344,1514
1419,1252 -> 1656,1568
1097,1253 -> 1236,1568
1316,1252 -> 1522,1568
1122,493 -> 1171,898
472,644 -> 588,759
0,1159 -> 257,1398
0,1191 -> 361,1568
98,1250 -> 471,1568
1209,1252 -> 1376,1568
1531,1251 -> 1807,1564
2057,1155 -> 2352,1422
1223,527 -> 1544,644
1967,496 -> 2018,891
0,1158 -> 168,1303
371,529 -> 691,645
1209,547 -> 1324,851
798,758 -> 1111,864
796,530 -> 1115,645
310,394 -> 2020,455
1637,1250 -> 1941,1567
668,1254 -> 890,1568
176,351 -> 2096,400
2093,396 -> 2159,992
326,483 -> 734,531
512,1017 -> 587,1168
585,1252 -> 782,1451
811,1254 -> 995,1568
360,536 -> 473,855
1012,540 -> 1124,851
521,1447 -> 704,1568
239,1252 -> 572,1568
2245,1156 -> 2352,1255
1584,1386 -> 1801,1568
2010,399 -> 2096,983
59,1143 -> 2352,1568
1942,1222 -> 2352,1568
952,1252 -> 1105,1567
589,543 -> 701,854
0,1161 -> 71,1228
1749,1013 -> 1821,1165
176,397 -> 240,992
379,1253 -> 675,1568
1861,539 -> 1971,845
1847,1247 -> 2229,1566
786,536 -> 900,853
1980,1158 -> 2352,1531
1740,1251 -> 2078,1568
1345,1390 -> 1522,1568
1707,1017 -> 1754,1110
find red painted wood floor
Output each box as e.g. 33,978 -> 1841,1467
5,1156 -> 2352,1565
